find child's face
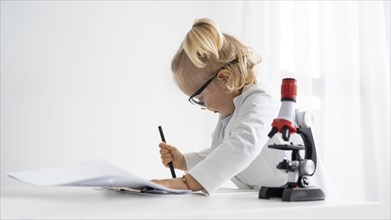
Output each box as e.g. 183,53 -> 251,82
190,71 -> 238,116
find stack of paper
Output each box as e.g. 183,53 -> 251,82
8,159 -> 191,194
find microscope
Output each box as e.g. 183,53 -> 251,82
258,78 -> 325,202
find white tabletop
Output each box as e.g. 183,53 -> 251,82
1,184 -> 385,219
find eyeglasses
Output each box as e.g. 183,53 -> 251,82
188,58 -> 239,108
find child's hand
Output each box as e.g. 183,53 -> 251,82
159,142 -> 187,171
152,174 -> 203,191
152,178 -> 188,190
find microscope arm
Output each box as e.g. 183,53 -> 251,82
297,127 -> 317,170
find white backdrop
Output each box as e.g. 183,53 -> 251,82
1,2 -> 390,216
239,1 -> 390,217
1,1 -> 245,184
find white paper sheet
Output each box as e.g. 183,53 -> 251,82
7,159 -> 191,194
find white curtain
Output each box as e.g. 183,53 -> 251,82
241,0 -> 390,211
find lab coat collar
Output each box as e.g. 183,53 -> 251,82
233,84 -> 255,108
218,84 -> 259,120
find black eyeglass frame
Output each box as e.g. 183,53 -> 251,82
188,58 -> 240,108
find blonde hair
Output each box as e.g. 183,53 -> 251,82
171,18 -> 261,95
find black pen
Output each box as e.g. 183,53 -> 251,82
158,126 -> 176,178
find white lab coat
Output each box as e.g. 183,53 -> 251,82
184,83 -> 289,194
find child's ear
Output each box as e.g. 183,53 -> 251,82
217,70 -> 231,83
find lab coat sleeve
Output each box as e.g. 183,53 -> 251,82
183,148 -> 212,170
187,91 -> 278,193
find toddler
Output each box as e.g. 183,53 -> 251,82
153,18 -> 287,194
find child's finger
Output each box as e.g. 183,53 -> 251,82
161,153 -> 172,160
159,142 -> 170,148
162,158 -> 173,166
159,148 -> 169,155
159,142 -> 177,151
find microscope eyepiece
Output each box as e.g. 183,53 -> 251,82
281,78 -> 297,102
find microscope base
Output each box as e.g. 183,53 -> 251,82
259,186 -> 325,202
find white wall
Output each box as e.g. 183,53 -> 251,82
0,1 -> 245,185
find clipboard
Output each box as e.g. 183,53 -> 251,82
8,159 -> 192,195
